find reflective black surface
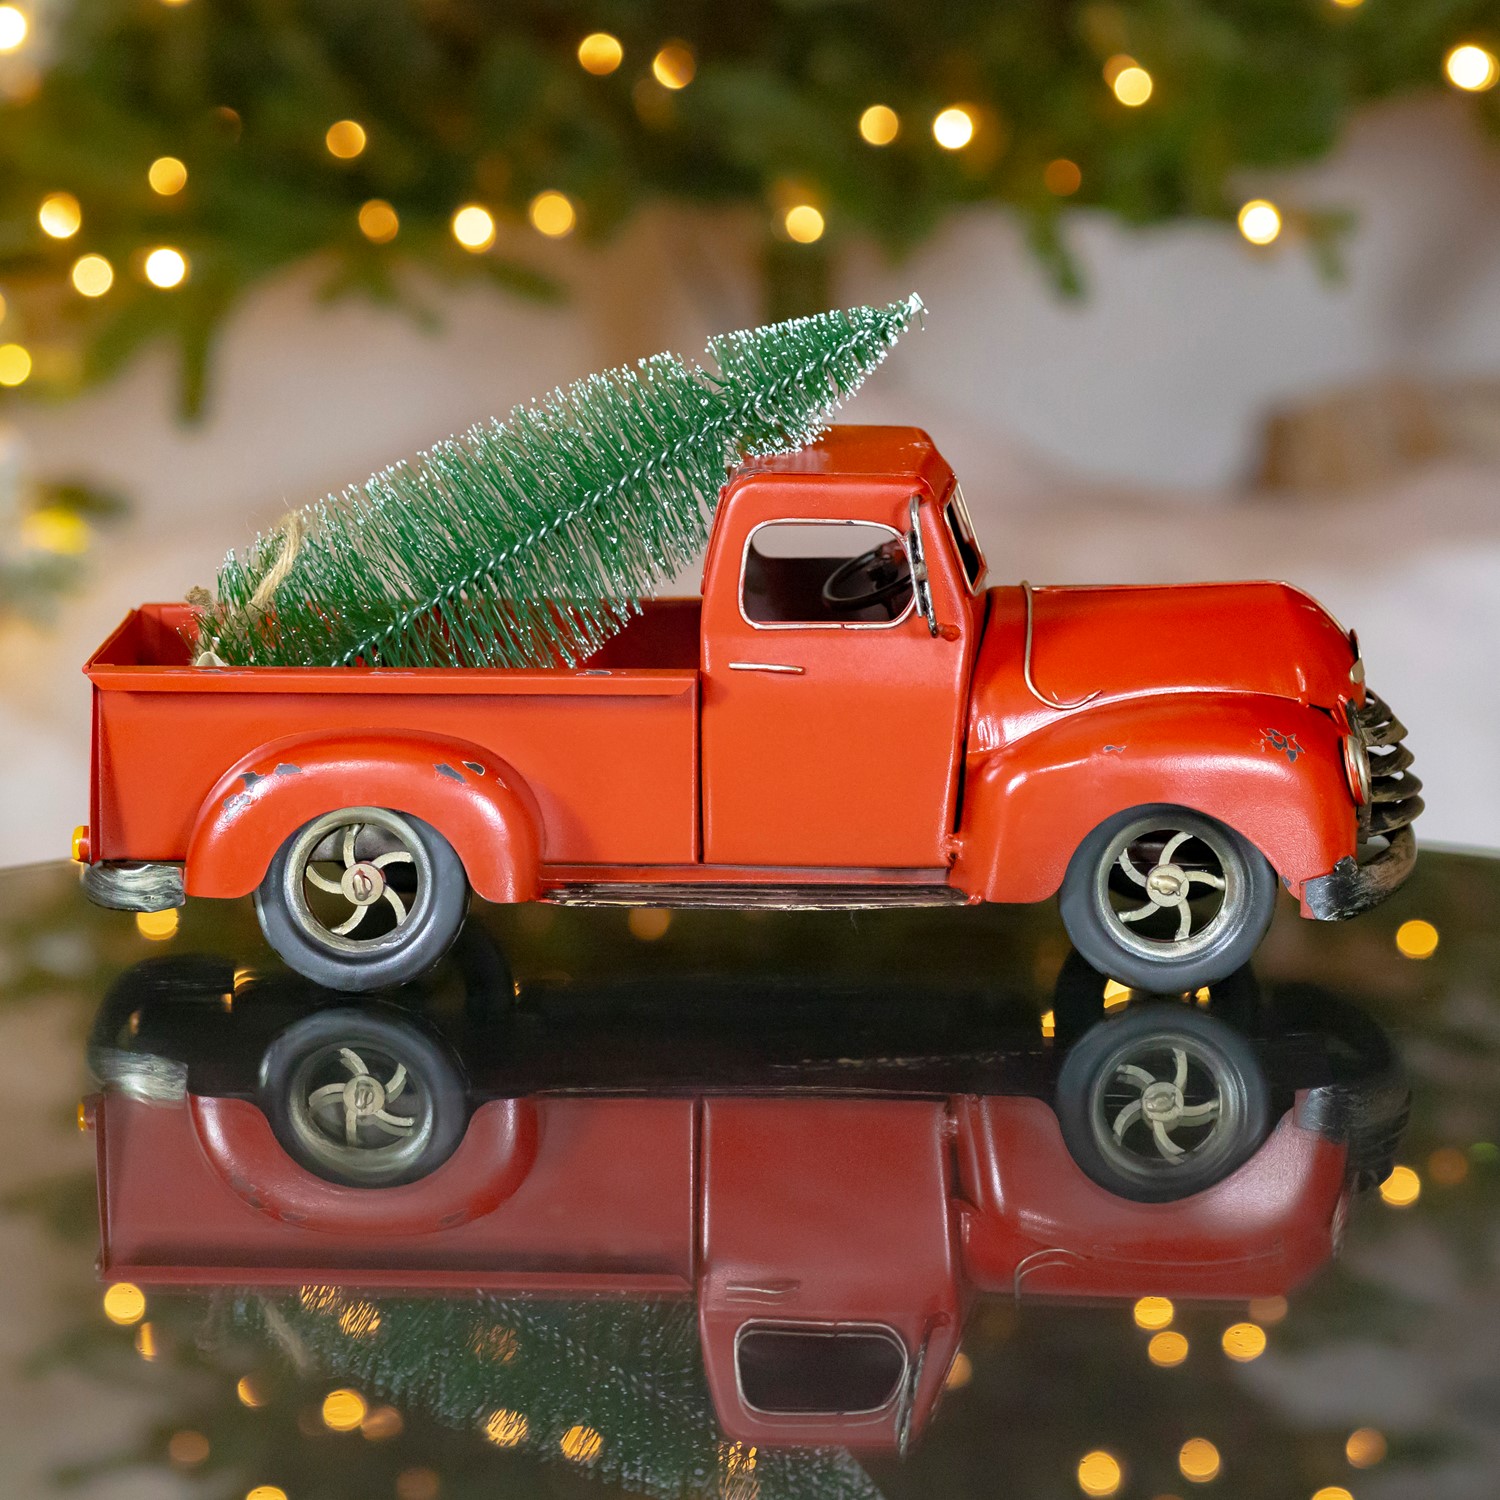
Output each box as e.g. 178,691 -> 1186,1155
1,849 -> 1497,1499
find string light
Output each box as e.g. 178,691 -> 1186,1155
1238,198 -> 1282,245
482,1409 -> 528,1447
1379,1164 -> 1421,1207
1221,1322 -> 1267,1361
1445,43 -> 1498,92
148,156 -> 188,195
0,342 -> 32,387
559,1425 -> 603,1463
1148,1330 -> 1189,1366
358,199 -> 399,243
652,41 -> 695,89
1109,59 -> 1154,106
1045,158 -> 1082,195
577,32 -> 623,75
1178,1438 -> 1221,1483
528,190 -> 576,238
71,254 -> 114,297
783,204 -> 825,243
144,247 -> 188,287
39,191 -> 82,239
1076,1450 -> 1123,1496
321,1388 -> 367,1431
1133,1296 -> 1174,1330
858,104 -> 900,145
103,1282 -> 147,1325
0,6 -> 28,53
1395,918 -> 1438,958
325,119 -> 367,159
1345,1428 -> 1387,1467
932,105 -> 975,149
451,204 -> 495,251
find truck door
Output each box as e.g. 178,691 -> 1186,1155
700,480 -> 975,869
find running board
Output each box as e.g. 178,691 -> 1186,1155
542,882 -> 970,912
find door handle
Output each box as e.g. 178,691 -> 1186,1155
728,661 -> 805,675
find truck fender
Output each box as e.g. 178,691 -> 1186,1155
951,693 -> 1357,905
185,729 -> 542,902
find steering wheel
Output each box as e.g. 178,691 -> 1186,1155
821,539 -> 913,613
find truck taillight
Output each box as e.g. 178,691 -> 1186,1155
1342,734 -> 1371,807
71,824 -> 91,863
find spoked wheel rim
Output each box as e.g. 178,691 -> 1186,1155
1088,1028 -> 1248,1191
284,1035 -> 437,1183
284,807 -> 433,958
1093,815 -> 1248,966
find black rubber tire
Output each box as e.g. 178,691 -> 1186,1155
1058,804 -> 1278,992
1055,1003 -> 1271,1203
259,1007 -> 468,1186
254,808 -> 469,993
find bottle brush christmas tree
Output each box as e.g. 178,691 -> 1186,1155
192,296 -> 921,671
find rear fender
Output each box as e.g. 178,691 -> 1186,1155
185,730 -> 541,902
952,694 -> 1355,904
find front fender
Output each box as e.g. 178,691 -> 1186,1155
185,729 -> 542,902
952,694 -> 1356,904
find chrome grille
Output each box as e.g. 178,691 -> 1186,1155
1355,692 -> 1422,837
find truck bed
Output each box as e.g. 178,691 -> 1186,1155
86,601 -> 703,866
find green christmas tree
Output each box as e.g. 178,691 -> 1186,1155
194,296 -> 920,671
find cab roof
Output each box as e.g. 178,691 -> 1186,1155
730,425 -> 951,495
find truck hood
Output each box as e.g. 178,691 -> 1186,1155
970,581 -> 1358,747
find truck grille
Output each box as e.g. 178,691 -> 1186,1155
1355,691 -> 1422,837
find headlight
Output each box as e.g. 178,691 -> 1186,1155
1342,732 -> 1371,806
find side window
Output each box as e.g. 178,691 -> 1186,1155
742,521 -> 913,627
736,1324 -> 907,1416
944,485 -> 987,591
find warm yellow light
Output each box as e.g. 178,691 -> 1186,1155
560,1425 -> 604,1463
39,191 -> 82,239
103,1282 -> 147,1325
1221,1322 -> 1267,1361
577,32 -> 623,75
1428,1145 -> 1469,1185
325,119 -> 367,159
338,1301 -> 382,1338
482,1408 -> 528,1447
144,247 -> 188,288
135,1322 -> 158,1360
652,42 -> 696,89
1379,1163 -> 1421,1207
1113,65 -> 1154,106
354,199 -> 399,244
1395,918 -> 1438,959
71,254 -> 114,298
1248,1294 -> 1289,1324
148,156 -> 188,195
1102,54 -> 1134,86
1045,158 -> 1082,196
1039,1009 -> 1056,1038
300,1284 -> 342,1312
321,1387 -> 368,1432
168,1430 -> 210,1466
136,908 -> 180,940
22,507 -> 90,555
1148,1330 -> 1189,1367
451,204 -> 496,252
0,5 -> 28,52
932,106 -> 976,150
1445,43 -> 1499,92
529,190 -> 577,238
1312,1490 -> 1354,1500
1238,199 -> 1283,246
236,1375 -> 267,1407
628,907 -> 672,941
361,1405 -> 404,1440
1076,1449 -> 1123,1497
945,1351 -> 973,1389
1103,978 -> 1132,1007
1178,1437 -> 1221,1483
783,204 -> 825,244
1133,1295 -> 1174,1330
246,1489 -> 288,1500
0,289 -> 7,325
1329,0 -> 1364,7
0,343 -> 32,387
1345,1427 -> 1387,1467
859,104 -> 900,146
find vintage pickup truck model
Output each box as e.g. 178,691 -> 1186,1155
79,425 -> 1420,991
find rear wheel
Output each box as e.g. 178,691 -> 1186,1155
254,807 -> 468,992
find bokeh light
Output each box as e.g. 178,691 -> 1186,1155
1248,1294 -> 1289,1324
144,247 -> 188,288
360,1405 -> 403,1440
1379,1164 -> 1421,1207
560,1425 -> 604,1462
1178,1438 -> 1221,1483
1112,64 -> 1154,106
321,1388 -> 367,1431
1076,1449 -> 1123,1496
628,907 -> 672,941
338,1301 -> 382,1338
1238,199 -> 1282,245
652,42 -> 695,89
39,191 -> 82,239
451,204 -> 496,251
236,1375 -> 267,1407
0,6 -> 29,53
1148,1330 -> 1189,1366
1445,43 -> 1498,92
482,1408 -> 528,1446
0,342 -> 33,387
932,106 -> 975,150
22,507 -> 89,554
1345,1427 -> 1387,1467
358,199 -> 399,243
325,119 -> 367,159
246,1489 -> 287,1500
1221,1322 -> 1267,1361
1428,1145 -> 1469,1185
577,32 -> 623,75
945,1351 -> 973,1389
168,1430 -> 210,1466
1311,1489 -> 1354,1500
135,908 -> 180,940
1045,158 -> 1082,195
859,104 -> 900,145
783,204 -> 825,244
149,156 -> 188,195
529,190 -> 577,238
396,1469 -> 440,1500
1395,918 -> 1438,958
1133,1296 -> 1174,1330
103,1282 -> 146,1325
71,254 -> 114,297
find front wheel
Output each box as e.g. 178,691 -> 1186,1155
254,807 -> 469,992
1058,805 -> 1277,992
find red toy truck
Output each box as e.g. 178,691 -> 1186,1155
79,426 -> 1420,992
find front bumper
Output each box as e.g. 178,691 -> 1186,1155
81,861 -> 185,913
1303,826 -> 1417,921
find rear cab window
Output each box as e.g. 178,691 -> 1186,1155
944,484 -> 986,591
735,1323 -> 908,1415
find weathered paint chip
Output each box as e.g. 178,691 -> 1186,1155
435,763 -> 465,783
222,792 -> 251,816
240,771 -> 263,788
462,761 -> 485,776
274,763 -> 302,775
